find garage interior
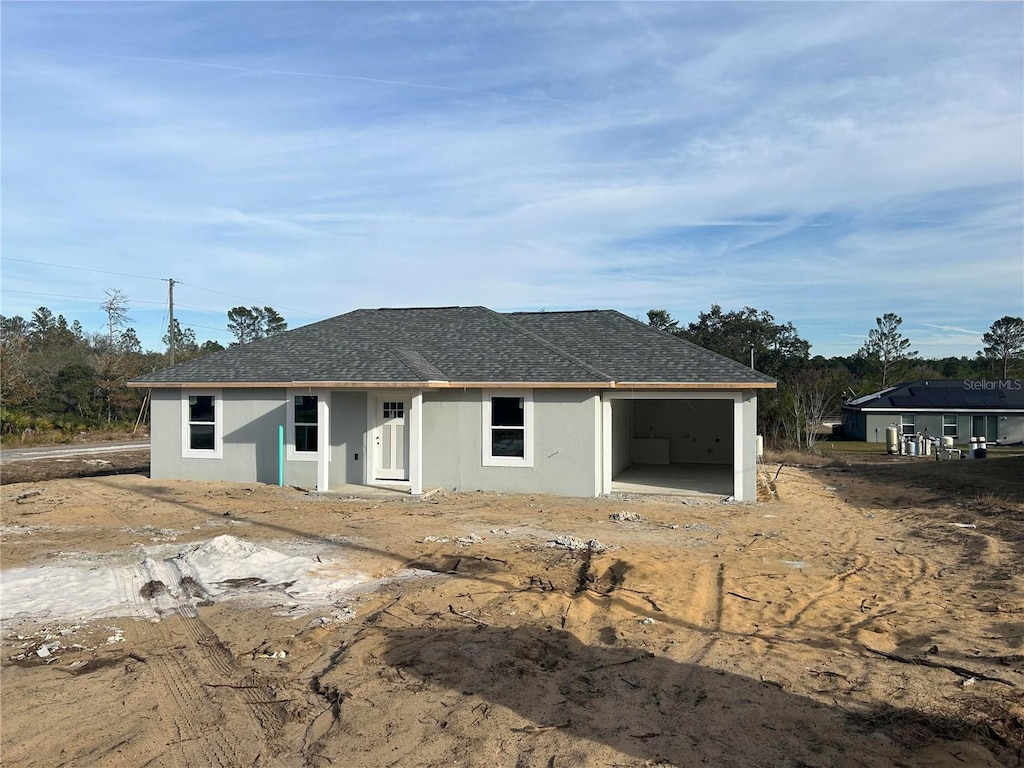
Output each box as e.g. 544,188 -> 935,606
610,398 -> 734,497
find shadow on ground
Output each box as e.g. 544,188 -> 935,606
303,624 -> 1010,767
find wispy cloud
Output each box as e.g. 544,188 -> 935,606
1,2 -> 1020,356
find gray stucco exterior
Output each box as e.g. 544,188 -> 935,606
150,385 -> 759,500
138,307 -> 774,501
422,389 -> 601,497
843,380 -> 1024,445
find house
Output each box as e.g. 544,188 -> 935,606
130,307 -> 776,500
841,379 -> 1024,444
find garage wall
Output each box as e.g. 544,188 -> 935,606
631,399 -> 733,464
611,399 -> 632,476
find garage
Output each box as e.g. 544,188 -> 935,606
603,391 -> 756,499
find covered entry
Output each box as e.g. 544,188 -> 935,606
601,391 -> 757,500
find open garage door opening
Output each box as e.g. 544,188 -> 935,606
609,398 -> 735,497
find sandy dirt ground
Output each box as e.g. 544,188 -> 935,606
1,461 -> 1022,768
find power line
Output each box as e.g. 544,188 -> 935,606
1,288 -> 165,305
0,256 -> 168,282
1,256 -> 324,318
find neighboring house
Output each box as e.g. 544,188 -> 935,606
842,379 -> 1024,445
130,307 -> 776,500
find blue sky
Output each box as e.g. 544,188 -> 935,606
2,2 -> 1022,359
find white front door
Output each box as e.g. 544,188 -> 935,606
374,397 -> 409,480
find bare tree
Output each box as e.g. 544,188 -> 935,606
858,313 -> 917,388
788,368 -> 845,451
100,289 -> 131,348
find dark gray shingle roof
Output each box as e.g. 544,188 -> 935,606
132,306 -> 775,386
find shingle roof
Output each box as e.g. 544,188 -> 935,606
844,380 -> 1024,410
131,306 -> 776,387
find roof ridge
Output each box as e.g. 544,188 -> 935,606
485,308 -> 613,382
385,344 -> 448,381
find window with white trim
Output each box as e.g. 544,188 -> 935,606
900,414 -> 916,435
942,414 -> 958,438
181,391 -> 222,458
482,390 -> 533,467
295,395 -> 318,452
287,391 -> 321,461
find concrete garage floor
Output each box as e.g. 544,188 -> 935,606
611,462 -> 733,497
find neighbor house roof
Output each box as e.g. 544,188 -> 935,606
843,380 -> 1024,412
130,306 -> 776,389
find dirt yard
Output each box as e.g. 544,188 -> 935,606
1,457 -> 1022,767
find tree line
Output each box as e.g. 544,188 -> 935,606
647,307 -> 1024,450
0,291 -> 288,441
2,292 -> 1021,449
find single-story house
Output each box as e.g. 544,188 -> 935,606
130,307 -> 776,500
842,379 -> 1024,444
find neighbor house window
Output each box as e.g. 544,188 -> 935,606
287,390 -> 322,461
942,415 -> 958,438
482,390 -> 533,467
900,414 -> 916,435
181,390 -> 223,458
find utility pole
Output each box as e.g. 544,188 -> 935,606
168,278 -> 176,365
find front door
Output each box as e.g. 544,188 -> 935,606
374,397 -> 408,480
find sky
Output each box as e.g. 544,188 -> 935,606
2,2 -> 1022,359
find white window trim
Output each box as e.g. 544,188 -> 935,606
942,414 -> 958,438
287,389 -> 324,462
901,414 -> 916,435
181,389 -> 223,459
481,389 -> 533,468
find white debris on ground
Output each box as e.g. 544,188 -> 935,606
0,534 -> 424,628
456,533 -> 484,546
546,535 -> 609,551
609,511 -> 648,523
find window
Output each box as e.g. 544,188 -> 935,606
181,391 -> 222,458
294,395 -> 318,452
482,390 -> 533,467
942,415 -> 958,438
900,414 -> 916,435
287,390 -> 323,461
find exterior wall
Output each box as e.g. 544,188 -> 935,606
152,388 -> 367,487
737,393 -> 757,502
631,399 -> 733,464
151,388 -> 302,485
422,389 -> 600,496
330,391 -> 367,485
860,412 -> 1024,445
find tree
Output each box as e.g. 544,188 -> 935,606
227,306 -> 287,346
100,289 -> 131,348
679,304 -> 810,376
784,367 -> 847,451
162,320 -> 198,360
857,313 -> 917,389
978,316 -> 1024,379
646,309 -> 678,333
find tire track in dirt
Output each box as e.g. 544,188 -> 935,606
73,482 -> 283,766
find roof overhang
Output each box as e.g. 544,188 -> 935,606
129,379 -> 776,390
